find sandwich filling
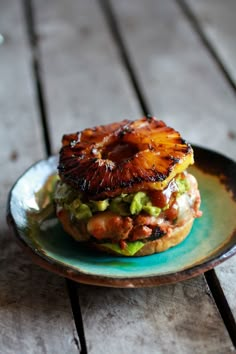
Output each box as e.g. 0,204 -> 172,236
55,171 -> 202,256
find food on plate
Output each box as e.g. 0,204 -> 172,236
54,116 -> 202,256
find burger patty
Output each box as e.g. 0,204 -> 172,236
56,172 -> 202,245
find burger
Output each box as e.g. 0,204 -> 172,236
54,116 -> 202,256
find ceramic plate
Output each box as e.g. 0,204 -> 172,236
7,146 -> 236,287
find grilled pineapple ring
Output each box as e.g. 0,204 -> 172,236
58,117 -> 194,199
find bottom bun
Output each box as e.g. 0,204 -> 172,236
57,209 -> 194,257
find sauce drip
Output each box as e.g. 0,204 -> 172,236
149,179 -> 178,208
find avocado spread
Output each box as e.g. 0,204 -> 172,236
54,174 -> 189,222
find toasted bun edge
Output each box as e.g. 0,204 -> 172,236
57,209 -> 194,256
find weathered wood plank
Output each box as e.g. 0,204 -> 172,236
34,0 -> 235,352
185,0 -> 236,319
111,0 -> 236,323
0,1 -> 79,352
33,0 -> 140,153
111,0 -> 236,161
78,278 -> 234,354
186,0 -> 236,87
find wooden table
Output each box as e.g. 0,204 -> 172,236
1,0 -> 236,353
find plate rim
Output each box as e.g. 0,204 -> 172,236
6,145 -> 236,288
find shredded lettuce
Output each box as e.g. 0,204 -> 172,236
100,241 -> 144,256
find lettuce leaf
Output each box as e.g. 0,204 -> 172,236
100,241 -> 144,256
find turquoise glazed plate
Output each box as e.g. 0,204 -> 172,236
7,146 -> 236,288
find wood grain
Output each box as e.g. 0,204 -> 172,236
78,278 -> 234,354
33,0 -> 140,153
34,0 -> 235,352
186,0 -> 236,88
111,0 -> 236,161
111,0 -> 236,324
0,1 -> 79,352
184,0 -> 236,319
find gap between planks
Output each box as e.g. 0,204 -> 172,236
23,0 -> 52,156
99,0 -> 150,116
22,0 -> 86,352
101,0 -> 236,348
205,269 -> 236,347
175,0 -> 236,96
67,280 -> 88,354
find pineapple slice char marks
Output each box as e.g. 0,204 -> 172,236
58,117 -> 194,200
